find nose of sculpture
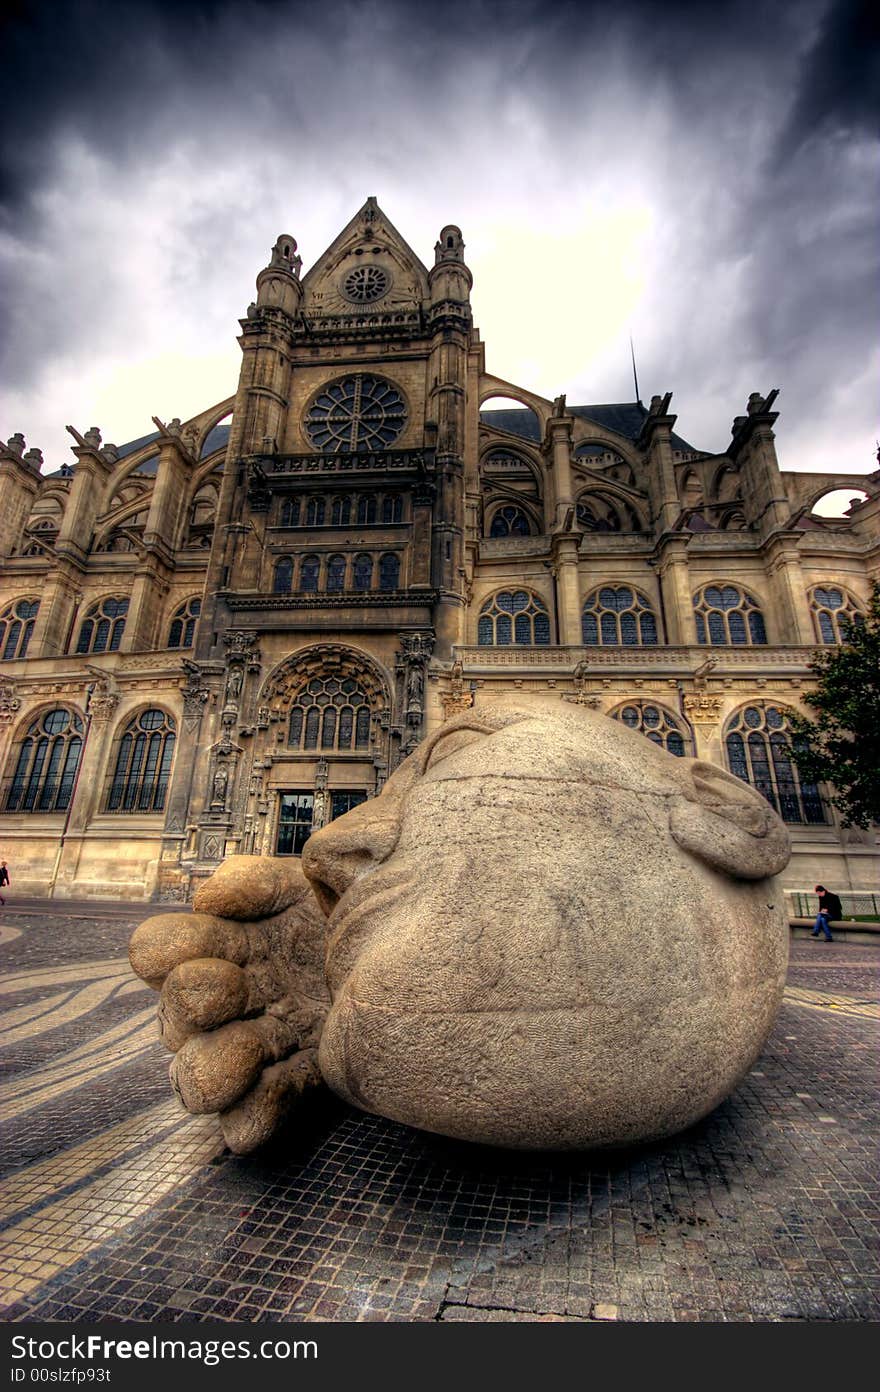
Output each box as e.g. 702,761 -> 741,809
301,797 -> 402,917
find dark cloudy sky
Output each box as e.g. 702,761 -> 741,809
1,0 -> 878,481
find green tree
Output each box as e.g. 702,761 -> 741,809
788,581 -> 880,828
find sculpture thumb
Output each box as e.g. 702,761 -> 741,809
669,760 -> 791,880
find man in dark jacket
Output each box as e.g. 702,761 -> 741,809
811,884 -> 842,940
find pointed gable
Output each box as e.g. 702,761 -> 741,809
300,196 -> 430,323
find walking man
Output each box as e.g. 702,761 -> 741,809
811,884 -> 842,941
0,860 -> 8,906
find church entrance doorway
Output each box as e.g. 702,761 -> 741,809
276,791 -> 314,856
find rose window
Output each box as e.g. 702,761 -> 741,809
341,265 -> 390,303
305,374 -> 407,453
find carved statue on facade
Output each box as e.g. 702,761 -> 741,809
210,764 -> 229,809
225,666 -> 244,705
131,696 -> 791,1156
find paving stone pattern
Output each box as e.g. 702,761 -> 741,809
1,903 -> 877,1323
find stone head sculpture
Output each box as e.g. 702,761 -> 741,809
130,696 -> 790,1154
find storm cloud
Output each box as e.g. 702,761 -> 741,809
1,0 -> 877,475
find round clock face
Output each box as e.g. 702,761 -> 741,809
305,374 -> 407,453
341,264 -> 391,304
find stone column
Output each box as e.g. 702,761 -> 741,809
764,537 -> 813,644
638,395 -> 680,534
29,569 -> 83,659
552,534 -> 583,646
410,480 -> 435,588
546,405 -> 575,530
656,537 -> 696,644
50,684 -> 119,895
123,423 -> 195,653
427,226 -> 472,660
682,691 -> 725,762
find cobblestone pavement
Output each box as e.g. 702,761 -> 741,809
0,901 -> 877,1323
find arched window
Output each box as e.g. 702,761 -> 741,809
6,708 -> 84,811
331,496 -> 351,526
305,374 -> 408,453
478,590 -> 551,646
327,555 -> 347,592
582,587 -> 658,646
353,554 -> 373,591
612,702 -> 688,757
288,677 -> 372,752
273,557 -> 294,594
357,494 -> 377,525
693,585 -> 767,645
95,529 -> 138,555
305,497 -> 325,527
299,555 -> 320,593
190,486 -> 217,527
725,704 -> 825,824
167,597 -> 201,649
808,586 -> 865,644
75,598 -> 128,655
107,709 -> 176,813
577,498 -> 621,532
381,494 -> 403,523
378,553 -> 400,591
489,505 -> 532,537
280,498 -> 300,527
1,599 -> 39,660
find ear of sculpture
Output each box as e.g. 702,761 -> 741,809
669,760 -> 791,880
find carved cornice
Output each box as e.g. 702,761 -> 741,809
263,448 -> 432,478
479,535 -> 552,558
224,590 -> 437,611
453,644 -> 821,672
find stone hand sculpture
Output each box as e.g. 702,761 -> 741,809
130,697 -> 791,1154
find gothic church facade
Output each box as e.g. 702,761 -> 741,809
1,199 -> 877,901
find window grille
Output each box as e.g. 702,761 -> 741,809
808,586 -> 865,644
167,597 -> 201,648
1,599 -> 39,660
273,558 -> 293,593
693,585 -> 767,645
327,555 -> 347,592
613,702 -> 687,756
304,374 -> 407,453
478,590 -> 551,646
353,554 -> 373,591
382,494 -> 403,523
489,505 -> 532,537
75,598 -> 128,654
725,704 -> 825,824
107,709 -> 176,813
288,677 -> 372,752
582,587 -> 658,646
378,554 -> 400,590
299,555 -> 320,593
5,708 -> 83,811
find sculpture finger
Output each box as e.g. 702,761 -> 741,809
158,957 -> 253,1043
170,994 -> 323,1114
192,856 -> 316,921
129,912 -> 249,989
219,1050 -> 325,1154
